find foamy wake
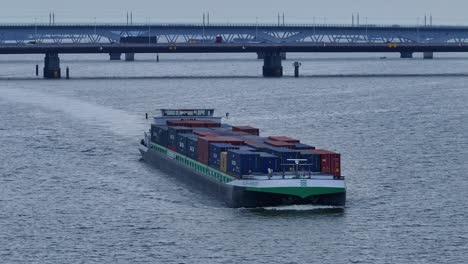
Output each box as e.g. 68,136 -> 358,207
0,87 -> 148,138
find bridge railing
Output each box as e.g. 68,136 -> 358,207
0,22 -> 467,29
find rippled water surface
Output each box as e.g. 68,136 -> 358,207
0,53 -> 467,263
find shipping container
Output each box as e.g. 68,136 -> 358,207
193,130 -> 216,137
186,135 -> 199,160
299,151 -> 321,172
209,143 -> 239,168
150,124 -> 169,146
231,131 -> 251,136
176,133 -> 197,155
238,146 -> 255,152
256,152 -> 280,173
293,143 -> 316,150
227,149 -> 259,177
197,136 -> 245,164
268,136 -> 300,143
245,140 -> 272,152
263,147 -> 300,172
265,139 -> 296,149
309,149 -> 341,177
208,130 -> 234,137
241,135 -> 266,141
232,126 -> 260,136
167,126 -> 192,147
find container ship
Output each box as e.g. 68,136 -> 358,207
139,109 -> 346,208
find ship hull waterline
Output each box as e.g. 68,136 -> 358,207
140,145 -> 346,208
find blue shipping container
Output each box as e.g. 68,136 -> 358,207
209,143 -> 239,168
150,124 -> 168,146
256,152 -> 280,173
299,151 -> 321,172
227,149 -> 259,177
176,133 -> 196,155
168,126 -> 192,147
294,143 -> 316,150
263,147 -> 300,172
186,135 -> 199,160
244,141 -> 271,152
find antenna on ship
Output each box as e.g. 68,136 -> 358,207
225,112 -> 230,119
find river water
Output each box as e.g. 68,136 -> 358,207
0,53 -> 467,263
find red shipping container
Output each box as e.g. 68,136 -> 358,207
268,136 -> 300,143
310,149 -> 341,177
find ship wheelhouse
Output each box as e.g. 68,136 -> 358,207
154,109 -> 221,125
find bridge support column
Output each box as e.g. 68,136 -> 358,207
400,52 -> 413,59
258,51 -> 286,60
263,52 -> 283,77
125,53 -> 135,61
257,52 -> 265,59
109,53 -> 122,60
423,52 -> 434,59
43,53 -> 61,79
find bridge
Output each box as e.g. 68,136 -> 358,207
2,23 -> 468,45
2,22 -> 468,78
2,42 -> 468,78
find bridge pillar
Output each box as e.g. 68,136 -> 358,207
423,52 -> 434,59
257,52 -> 265,59
125,53 -> 135,61
43,53 -> 61,79
257,51 -> 286,60
109,53 -> 122,60
263,52 -> 283,77
400,52 -> 413,59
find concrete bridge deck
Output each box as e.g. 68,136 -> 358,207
1,42 -> 467,78
1,42 -> 468,54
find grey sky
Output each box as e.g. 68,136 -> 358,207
1,0 -> 467,25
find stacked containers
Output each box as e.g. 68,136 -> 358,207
256,152 -> 280,173
263,147 -> 300,172
208,143 -> 239,169
176,133 -> 197,155
309,149 -> 341,177
232,126 -> 260,136
168,126 -> 193,150
150,124 -> 168,146
220,152 -> 228,172
186,134 -> 199,160
227,149 -> 259,176
197,136 -> 245,164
